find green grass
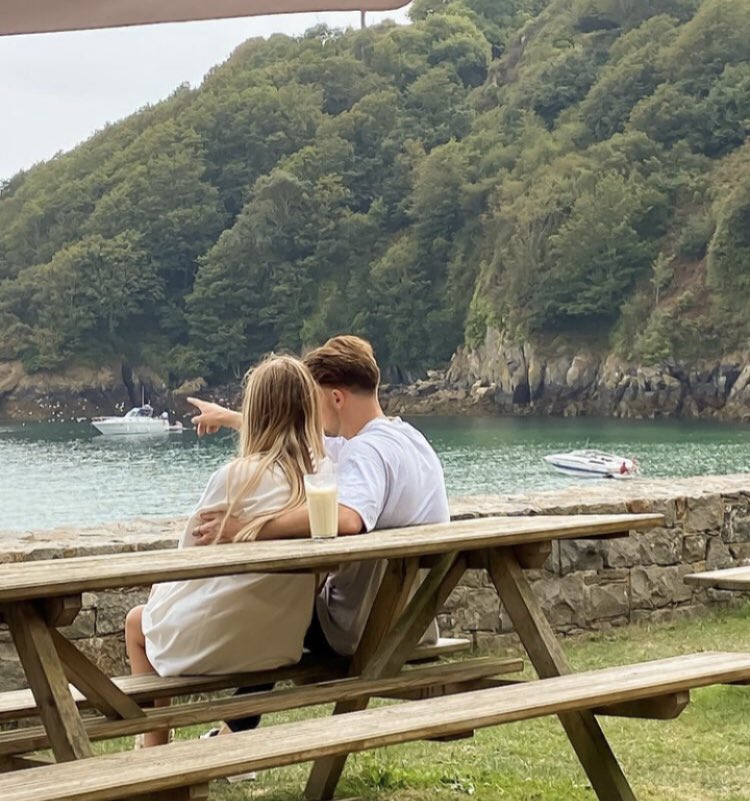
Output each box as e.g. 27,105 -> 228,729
101,604 -> 750,801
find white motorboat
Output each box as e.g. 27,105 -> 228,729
91,405 -> 171,437
543,450 -> 638,479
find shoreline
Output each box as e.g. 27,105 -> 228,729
8,332 -> 750,423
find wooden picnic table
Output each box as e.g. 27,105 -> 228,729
0,512 -> 664,801
685,565 -> 750,592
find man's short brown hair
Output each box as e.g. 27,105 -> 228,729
303,335 -> 380,393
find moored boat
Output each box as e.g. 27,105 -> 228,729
543,449 -> 638,479
91,405 -> 170,437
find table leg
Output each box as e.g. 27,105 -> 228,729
50,629 -> 146,721
488,549 -> 637,801
350,558 -> 414,676
5,602 -> 93,762
304,552 -> 466,800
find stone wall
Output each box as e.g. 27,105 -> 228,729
2,476 -> 750,691
441,475 -> 750,647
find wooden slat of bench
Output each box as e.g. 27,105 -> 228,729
685,565 -> 750,591
1,652 -> 748,801
0,657 -> 523,756
0,638 -> 471,723
0,514 -> 662,603
436,679 -> 693,721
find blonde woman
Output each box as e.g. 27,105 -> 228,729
125,356 -> 324,747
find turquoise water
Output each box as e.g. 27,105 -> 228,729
1,416 -> 750,532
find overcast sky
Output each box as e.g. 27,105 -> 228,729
0,7 -> 411,182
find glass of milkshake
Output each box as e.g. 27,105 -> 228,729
304,461 -> 338,539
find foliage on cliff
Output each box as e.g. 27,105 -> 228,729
0,0 -> 748,379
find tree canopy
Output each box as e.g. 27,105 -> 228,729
1,0 -> 748,380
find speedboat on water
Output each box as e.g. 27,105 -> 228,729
91,405 -> 173,437
543,450 -> 638,479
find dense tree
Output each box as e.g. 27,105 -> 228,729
0,0 -> 748,380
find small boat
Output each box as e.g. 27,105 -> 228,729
91,405 -> 170,437
543,450 -> 638,479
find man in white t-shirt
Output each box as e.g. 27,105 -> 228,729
190,335 -> 449,658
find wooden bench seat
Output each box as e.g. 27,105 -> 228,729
2,651 -> 748,801
0,656 -> 523,757
0,637 -> 472,724
685,565 -> 750,591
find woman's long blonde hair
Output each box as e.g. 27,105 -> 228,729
221,355 -> 325,542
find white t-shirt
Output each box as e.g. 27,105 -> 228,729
317,417 -> 450,656
142,458 -> 315,676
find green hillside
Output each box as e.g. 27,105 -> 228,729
0,0 -> 748,382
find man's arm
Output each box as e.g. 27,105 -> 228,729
187,397 -> 242,436
192,504 -> 364,544
257,504 -> 364,540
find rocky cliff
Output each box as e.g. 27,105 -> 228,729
382,328 -> 750,422
0,360 -> 201,423
6,327 -> 750,423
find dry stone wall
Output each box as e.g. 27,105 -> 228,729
2,476 -> 750,691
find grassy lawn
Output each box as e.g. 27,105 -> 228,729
100,604 -> 750,801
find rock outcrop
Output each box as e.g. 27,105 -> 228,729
384,328 -> 750,421
5,327 -> 750,423
0,361 -> 226,423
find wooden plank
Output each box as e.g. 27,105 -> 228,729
133,785 -> 209,801
0,756 -> 54,772
0,658 -> 523,756
685,565 -> 750,591
305,553 -> 467,800
392,558 -> 421,621
50,630 -> 145,721
305,556 -> 417,801
350,559 -> 412,676
421,680 -> 691,721
363,556 -> 467,680
514,542 -> 552,569
488,549 -> 637,801
0,514 -> 662,603
595,691 -> 690,720
4,603 -> 92,762
405,638 -> 471,662
41,597 -> 82,628
380,676 -> 514,701
0,638 -> 471,723
1,652 -> 749,801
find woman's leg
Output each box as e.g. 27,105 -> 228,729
125,605 -> 170,747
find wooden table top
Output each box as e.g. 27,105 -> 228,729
685,565 -> 750,591
0,513 -> 662,603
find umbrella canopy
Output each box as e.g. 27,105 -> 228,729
0,1 -> 411,36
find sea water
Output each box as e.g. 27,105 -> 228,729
2,416 -> 750,532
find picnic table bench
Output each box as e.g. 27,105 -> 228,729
2,512 -> 749,801
685,565 -> 750,592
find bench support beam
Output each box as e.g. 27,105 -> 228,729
304,552 -> 466,800
4,602 -> 92,762
596,691 -> 690,721
489,549 -> 637,801
132,784 -> 209,801
41,596 -> 82,628
50,629 -> 146,721
0,755 -> 54,772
